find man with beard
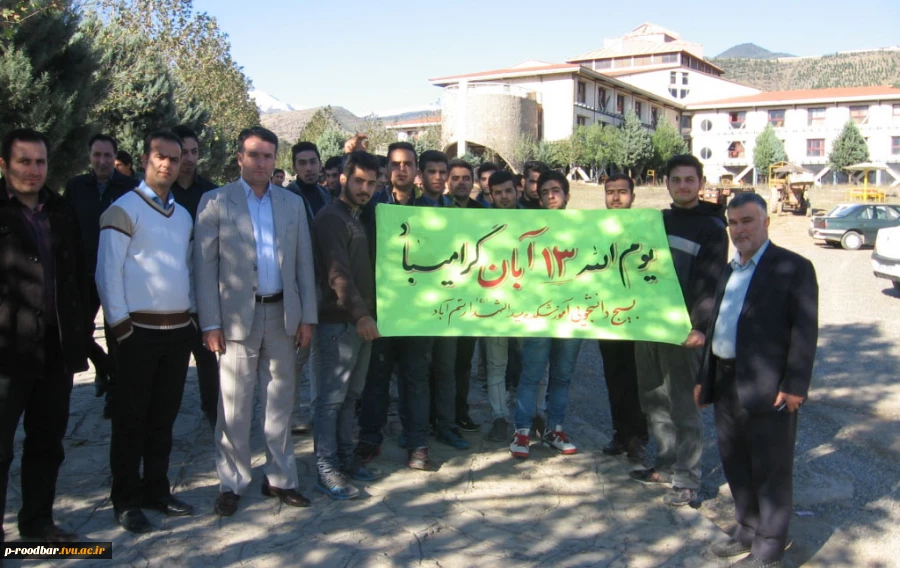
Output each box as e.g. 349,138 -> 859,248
518,160 -> 547,209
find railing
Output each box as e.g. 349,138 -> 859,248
443,82 -> 539,103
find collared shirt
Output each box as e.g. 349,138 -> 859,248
711,240 -> 770,359
136,181 -> 175,211
240,178 -> 282,296
7,188 -> 56,323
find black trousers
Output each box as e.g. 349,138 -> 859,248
597,339 -> 648,444
188,326 -> 220,417
454,336 -> 477,418
0,328 -> 73,536
715,361 -> 797,562
110,325 -> 192,510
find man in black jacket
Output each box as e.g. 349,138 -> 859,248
696,193 -> 817,568
0,128 -> 91,543
629,154 -> 728,507
170,125 -> 220,426
64,134 -> 138,415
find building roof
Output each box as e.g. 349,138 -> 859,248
429,62 -> 582,84
624,23 -> 680,40
568,40 -> 697,62
688,86 -> 900,109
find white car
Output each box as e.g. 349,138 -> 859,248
872,225 -> 900,290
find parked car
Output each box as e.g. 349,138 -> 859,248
808,203 -> 900,250
872,225 -> 900,290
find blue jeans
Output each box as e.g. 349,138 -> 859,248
514,338 -> 583,430
314,323 -> 372,476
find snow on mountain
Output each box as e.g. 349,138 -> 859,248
250,89 -> 300,114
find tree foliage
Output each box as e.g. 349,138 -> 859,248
360,115 -> 395,156
413,125 -> 442,155
828,120 -> 869,172
650,116 -> 688,173
753,124 -> 787,175
298,107 -> 339,144
315,126 -> 345,163
87,0 -> 259,180
0,0 -> 100,187
617,110 -> 653,176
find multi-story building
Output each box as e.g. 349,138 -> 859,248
687,87 -> 900,185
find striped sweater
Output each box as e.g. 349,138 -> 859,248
96,184 -> 195,341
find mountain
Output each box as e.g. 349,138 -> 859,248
714,50 -> 900,91
249,89 -> 299,114
260,106 -> 366,144
715,43 -> 794,59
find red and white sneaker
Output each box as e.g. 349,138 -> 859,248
509,428 -> 531,458
543,425 -> 577,455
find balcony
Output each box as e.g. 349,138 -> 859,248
443,82 -> 540,103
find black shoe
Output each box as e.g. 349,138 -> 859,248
625,438 -> 647,463
354,441 -> 381,464
94,372 -> 109,398
214,491 -> 240,516
142,495 -> 194,517
710,538 -> 752,558
115,508 -> 153,533
485,418 -> 508,442
602,439 -> 626,455
529,415 -> 546,441
261,476 -> 311,507
19,523 -> 79,542
455,415 -> 479,432
290,422 -> 312,435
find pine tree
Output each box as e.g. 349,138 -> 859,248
753,124 -> 787,176
0,0 -> 100,187
315,126 -> 345,163
617,110 -> 653,177
298,107 -> 339,144
650,116 -> 688,173
828,120 -> 869,172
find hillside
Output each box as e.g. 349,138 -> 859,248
261,106 -> 365,144
716,43 -> 793,59
713,50 -> 900,91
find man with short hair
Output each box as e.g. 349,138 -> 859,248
169,124 -> 220,426
64,134 -> 139,412
97,130 -> 196,533
312,151 -> 382,500
518,160 -> 547,209
447,159 -> 482,210
115,150 -> 136,178
271,169 -> 286,187
629,154 -> 728,508
415,150 -> 452,207
195,127 -> 317,517
323,155 -> 343,197
476,161 -> 498,207
510,171 -> 583,458
284,141 -> 332,434
697,193 -> 817,568
376,155 -> 389,193
598,174 -> 648,462
1,128 -> 91,544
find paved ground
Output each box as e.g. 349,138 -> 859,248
3,184 -> 898,567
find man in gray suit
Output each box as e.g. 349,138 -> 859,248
194,127 -> 317,516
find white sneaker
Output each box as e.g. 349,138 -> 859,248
509,428 -> 530,458
543,425 -> 577,455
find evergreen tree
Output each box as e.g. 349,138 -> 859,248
753,124 -> 787,176
315,126 -> 345,163
828,120 -> 869,172
413,125 -> 442,155
650,116 -> 688,173
360,115 -> 396,156
0,0 -> 100,187
533,140 -> 566,169
617,110 -> 653,177
298,107 -> 339,143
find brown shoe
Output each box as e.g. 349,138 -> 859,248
214,491 -> 240,516
261,476 -> 311,507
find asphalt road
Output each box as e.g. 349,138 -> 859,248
558,194 -> 900,567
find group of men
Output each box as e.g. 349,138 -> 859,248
0,124 -> 816,568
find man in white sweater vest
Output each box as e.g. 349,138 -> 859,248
96,130 -> 196,534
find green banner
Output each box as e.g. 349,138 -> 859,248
375,205 -> 691,344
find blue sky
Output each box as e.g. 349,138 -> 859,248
193,0 -> 900,116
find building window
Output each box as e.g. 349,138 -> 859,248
613,57 -> 630,68
661,53 -> 678,64
893,136 -> 900,155
681,72 -> 689,85
594,59 -> 612,70
700,119 -> 713,132
577,115 -> 588,127
634,101 -> 642,118
808,107 -> 826,126
807,139 -> 825,157
670,71 -> 677,84
577,81 -> 586,104
681,115 -> 692,130
850,105 -> 868,125
616,94 -> 625,114
728,111 -> 746,128
700,147 -> 712,160
598,88 -> 608,109
679,89 -> 688,99
650,107 -> 659,126
893,104 -> 900,124
728,142 -> 745,158
768,109 -> 785,127
634,56 -> 651,67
